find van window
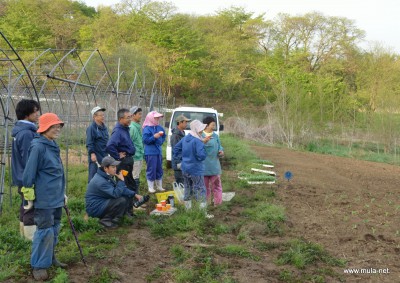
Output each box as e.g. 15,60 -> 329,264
172,111 -> 217,130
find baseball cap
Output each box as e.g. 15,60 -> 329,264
130,106 -> 142,114
91,106 -> 106,116
176,114 -> 191,123
101,156 -> 120,167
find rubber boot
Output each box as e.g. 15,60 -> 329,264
147,180 -> 156,193
23,225 -> 36,241
33,268 -> 48,281
155,179 -> 165,192
184,200 -> 192,210
19,222 -> 24,238
199,202 -> 214,219
52,252 -> 67,268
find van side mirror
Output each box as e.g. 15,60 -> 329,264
165,121 -> 170,128
219,124 -> 224,131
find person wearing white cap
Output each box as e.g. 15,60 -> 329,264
86,106 -> 108,182
172,120 -> 213,218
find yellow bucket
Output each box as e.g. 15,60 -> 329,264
155,191 -> 176,203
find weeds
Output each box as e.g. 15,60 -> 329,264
242,203 -> 286,235
216,245 -> 260,261
276,239 -> 346,269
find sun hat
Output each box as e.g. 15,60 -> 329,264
101,156 -> 121,167
91,106 -> 106,116
154,111 -> 164,118
37,113 -> 64,133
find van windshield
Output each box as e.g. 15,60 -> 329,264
172,111 -> 217,130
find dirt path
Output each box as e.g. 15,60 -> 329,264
254,145 -> 400,282
63,145 -> 400,283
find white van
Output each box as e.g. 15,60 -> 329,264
165,106 -> 223,168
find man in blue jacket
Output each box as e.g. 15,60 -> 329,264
85,156 -> 143,228
11,99 -> 40,240
86,106 -> 109,182
106,109 -> 136,214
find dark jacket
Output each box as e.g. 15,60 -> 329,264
170,127 -> 185,170
11,121 -> 37,187
106,122 -> 135,160
22,135 -> 65,209
142,125 -> 166,156
85,168 -> 135,217
173,134 -> 206,176
86,121 -> 109,163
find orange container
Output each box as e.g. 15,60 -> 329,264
156,204 -> 162,211
160,200 -> 167,206
162,206 -> 168,211
166,204 -> 171,210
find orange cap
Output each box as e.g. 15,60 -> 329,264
37,113 -> 64,133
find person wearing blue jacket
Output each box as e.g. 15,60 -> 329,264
86,106 -> 109,182
173,120 -> 212,216
106,108 -> 136,194
85,156 -> 143,228
142,111 -> 166,193
202,116 -> 224,206
11,99 -> 40,240
22,113 -> 66,281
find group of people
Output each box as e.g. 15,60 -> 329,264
85,107 -> 166,228
171,115 -> 224,215
11,99 -> 224,280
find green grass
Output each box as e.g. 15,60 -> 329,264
242,203 -> 286,235
304,139 -> 400,165
252,159 -> 274,165
0,132 -> 349,282
216,245 -> 260,261
276,239 -> 346,269
238,173 -> 276,182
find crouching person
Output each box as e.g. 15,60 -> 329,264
85,156 -> 143,229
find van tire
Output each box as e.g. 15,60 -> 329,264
166,160 -> 172,169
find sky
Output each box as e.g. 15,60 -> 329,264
83,0 -> 400,53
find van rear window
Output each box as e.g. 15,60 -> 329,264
172,111 -> 217,130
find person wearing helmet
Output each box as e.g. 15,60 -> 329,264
22,113 -> 67,281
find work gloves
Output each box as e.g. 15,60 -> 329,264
21,187 -> 34,210
21,187 -> 35,201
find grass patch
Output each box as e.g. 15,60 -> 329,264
145,206 -> 210,238
252,159 -> 274,165
276,239 -> 346,269
238,173 -> 276,182
216,245 -> 260,261
242,203 -> 286,235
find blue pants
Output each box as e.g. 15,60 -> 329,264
31,207 -> 62,269
145,155 -> 163,181
183,172 -> 206,202
88,161 -> 98,183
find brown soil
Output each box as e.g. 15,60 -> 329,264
62,145 -> 400,282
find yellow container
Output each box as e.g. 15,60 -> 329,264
155,191 -> 177,203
